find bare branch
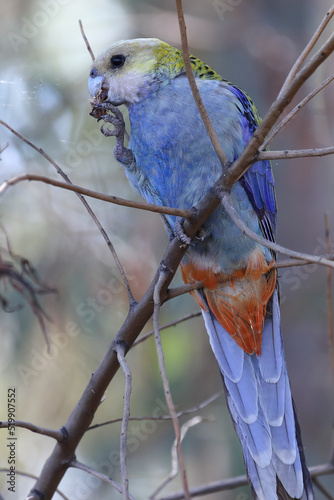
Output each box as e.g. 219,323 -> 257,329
261,73 -> 334,149
279,6 -> 334,97
0,469 -> 69,500
220,190 -> 334,269
133,311 -> 201,348
88,390 -> 223,430
175,0 -> 228,167
312,477 -> 333,500
156,473 -> 248,500
0,174 -> 189,219
0,141 -> 9,154
70,459 -> 136,500
153,270 -> 191,500
257,146 -> 334,161
115,343 -> 132,500
79,19 -> 95,61
324,214 -> 334,371
150,416 -> 212,499
224,21 -> 334,187
0,420 -> 63,441
0,230 -> 56,349
155,463 -> 334,500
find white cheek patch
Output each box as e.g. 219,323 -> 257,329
107,70 -> 149,105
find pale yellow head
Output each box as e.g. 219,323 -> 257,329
88,38 -> 186,105
88,37 -> 221,106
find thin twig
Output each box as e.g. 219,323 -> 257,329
175,0 -> 227,167
0,141 -> 9,154
165,283 -> 204,301
324,214 -> 334,371
150,416 -> 212,499
0,420 -> 63,441
153,270 -> 191,500
133,311 -> 202,347
156,473 -> 248,500
274,258 -> 334,269
279,6 -> 334,97
257,146 -> 334,161
155,462 -> 334,500
0,120 -> 137,306
261,73 -> 334,150
0,174 -> 189,218
0,469 -> 69,500
70,459 -> 136,500
79,19 -> 95,61
88,391 -> 223,430
224,19 -> 334,188
312,477 -> 334,500
220,190 -> 334,269
115,343 -> 132,500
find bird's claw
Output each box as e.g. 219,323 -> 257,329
90,102 -> 126,138
90,102 -> 134,166
174,217 -> 194,247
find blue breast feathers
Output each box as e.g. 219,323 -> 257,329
125,76 -> 276,271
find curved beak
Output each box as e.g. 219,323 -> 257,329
88,68 -> 105,98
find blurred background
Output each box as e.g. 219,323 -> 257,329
0,0 -> 333,499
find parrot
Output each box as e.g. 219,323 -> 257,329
88,38 -> 314,500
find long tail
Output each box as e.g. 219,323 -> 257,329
202,288 -> 314,500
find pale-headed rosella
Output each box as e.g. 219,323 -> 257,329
88,38 -> 314,500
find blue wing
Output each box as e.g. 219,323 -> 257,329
229,85 -> 277,244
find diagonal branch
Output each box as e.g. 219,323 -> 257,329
225,19 -> 334,187
0,469 -> 69,500
261,73 -> 334,149
79,19 -> 95,61
70,459 -> 136,500
219,189 -> 334,269
175,0 -> 228,167
0,173 -> 189,218
279,6 -> 334,97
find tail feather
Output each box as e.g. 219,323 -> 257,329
271,375 -> 297,464
257,290 -> 282,382
273,451 -> 303,498
201,288 -> 314,499
258,373 -> 285,426
229,395 -> 272,468
224,354 -> 258,424
202,305 -> 244,382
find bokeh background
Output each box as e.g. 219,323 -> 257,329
0,0 -> 333,499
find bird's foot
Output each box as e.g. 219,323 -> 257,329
174,217 -> 194,247
90,102 -> 134,166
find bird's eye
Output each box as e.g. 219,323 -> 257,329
110,54 -> 125,69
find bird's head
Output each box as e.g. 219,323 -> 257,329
88,38 -> 187,106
